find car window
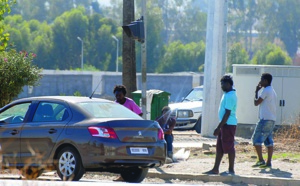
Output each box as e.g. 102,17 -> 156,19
184,88 -> 203,102
32,102 -> 68,122
0,102 -> 31,123
78,102 -> 141,119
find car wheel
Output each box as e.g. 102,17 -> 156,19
194,117 -> 201,133
56,147 -> 84,181
22,167 -> 43,179
120,167 -> 149,183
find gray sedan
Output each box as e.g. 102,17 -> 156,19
0,96 -> 166,183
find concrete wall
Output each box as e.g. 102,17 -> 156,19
18,70 -> 204,103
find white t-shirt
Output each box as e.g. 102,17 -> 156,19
259,86 -> 277,121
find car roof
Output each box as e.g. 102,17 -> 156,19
11,96 -> 113,104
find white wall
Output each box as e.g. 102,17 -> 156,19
233,64 -> 300,126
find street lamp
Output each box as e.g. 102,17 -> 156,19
77,36 -> 83,70
112,35 -> 119,72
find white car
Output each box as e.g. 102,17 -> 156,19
169,86 -> 203,133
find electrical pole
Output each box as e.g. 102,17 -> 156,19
122,0 -> 136,98
201,0 -> 228,137
141,0 -> 147,119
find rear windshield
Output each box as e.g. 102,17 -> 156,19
77,102 -> 142,119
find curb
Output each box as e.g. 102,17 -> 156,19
148,170 -> 300,186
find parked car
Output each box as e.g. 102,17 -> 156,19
169,86 -> 203,133
0,96 -> 166,182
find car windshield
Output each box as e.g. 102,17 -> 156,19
183,88 -> 203,102
77,102 -> 142,119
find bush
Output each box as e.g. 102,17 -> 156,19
0,49 -> 42,107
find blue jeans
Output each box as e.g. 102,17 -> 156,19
164,134 -> 173,152
252,119 -> 275,147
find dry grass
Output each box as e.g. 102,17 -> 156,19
274,124 -> 300,141
274,123 -> 300,152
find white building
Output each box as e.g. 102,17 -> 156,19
233,64 -> 300,128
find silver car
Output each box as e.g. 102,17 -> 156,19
169,86 -> 203,133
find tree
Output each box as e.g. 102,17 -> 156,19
51,7 -> 88,69
228,0 -> 258,53
0,1 -> 41,106
160,0 -> 207,44
122,0 -> 136,98
0,50 -> 42,107
227,43 -> 250,72
86,14 -> 118,71
135,0 -> 164,73
256,0 -> 300,57
0,0 -> 16,51
156,41 -> 205,73
251,43 -> 292,65
266,49 -> 292,65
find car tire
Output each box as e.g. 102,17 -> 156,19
194,117 -> 201,133
56,147 -> 84,181
22,167 -> 43,179
120,167 -> 149,183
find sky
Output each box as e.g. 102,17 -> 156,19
98,0 -> 111,6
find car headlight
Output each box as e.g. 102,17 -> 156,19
177,110 -> 193,118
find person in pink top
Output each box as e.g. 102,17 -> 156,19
113,85 -> 143,182
113,85 -> 143,117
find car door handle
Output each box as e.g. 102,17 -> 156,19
10,129 -> 19,135
48,129 -> 57,134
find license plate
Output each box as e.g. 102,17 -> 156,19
130,147 -> 148,154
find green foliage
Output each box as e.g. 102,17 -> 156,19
156,41 -> 206,73
256,0 -> 300,57
0,49 -> 42,107
0,0 -> 16,51
4,0 -> 299,76
228,0 -> 258,52
265,49 -> 292,65
227,43 -> 250,72
73,91 -> 82,96
159,0 -> 207,44
52,7 -> 88,70
136,1 -> 164,73
73,64 -> 100,71
251,43 -> 292,65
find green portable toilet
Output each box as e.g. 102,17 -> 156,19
132,89 -> 171,120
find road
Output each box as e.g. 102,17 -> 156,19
0,177 -> 210,186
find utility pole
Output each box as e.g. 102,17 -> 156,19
141,0 -> 147,119
112,35 -> 119,72
77,37 -> 83,70
122,0 -> 136,98
201,0 -> 228,137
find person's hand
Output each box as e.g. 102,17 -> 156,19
213,127 -> 220,136
255,83 -> 262,93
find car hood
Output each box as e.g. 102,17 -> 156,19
169,101 -> 202,111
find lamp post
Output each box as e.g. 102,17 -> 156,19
77,36 -> 83,70
112,35 -> 119,72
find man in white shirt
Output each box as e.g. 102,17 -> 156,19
253,73 -> 277,168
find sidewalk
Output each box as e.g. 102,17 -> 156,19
147,170 -> 300,186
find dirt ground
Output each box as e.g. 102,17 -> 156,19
153,136 -> 300,180
1,130 -> 299,183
